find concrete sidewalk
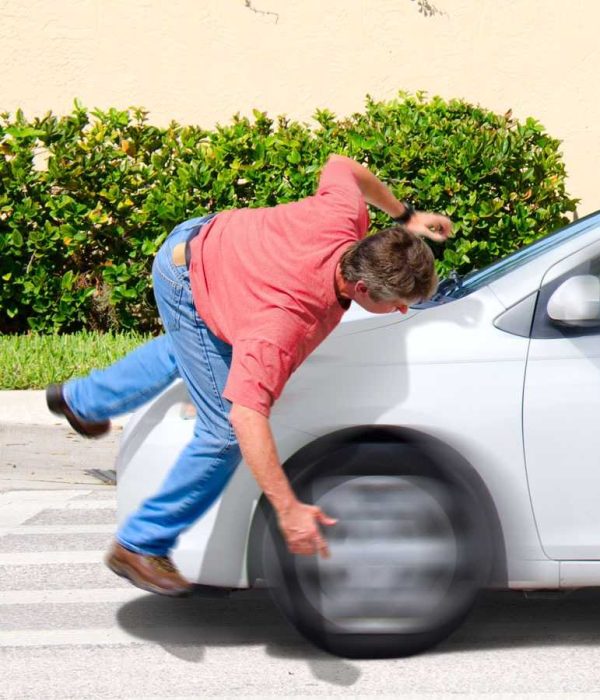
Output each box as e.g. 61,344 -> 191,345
0,391 -> 129,491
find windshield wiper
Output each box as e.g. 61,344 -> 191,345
430,270 -> 463,300
411,270 -> 470,308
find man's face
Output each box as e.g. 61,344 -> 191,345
352,281 -> 422,315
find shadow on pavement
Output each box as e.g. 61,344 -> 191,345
434,587 -> 600,654
115,588 -> 361,686
115,585 -> 600,683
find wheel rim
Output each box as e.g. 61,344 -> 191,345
293,474 -> 472,635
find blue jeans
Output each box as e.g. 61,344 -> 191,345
64,215 -> 242,555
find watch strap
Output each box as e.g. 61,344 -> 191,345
393,201 -> 415,224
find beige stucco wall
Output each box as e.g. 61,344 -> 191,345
1,0 -> 598,214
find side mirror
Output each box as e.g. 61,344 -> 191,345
547,274 -> 600,327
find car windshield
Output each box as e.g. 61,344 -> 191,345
420,209 -> 600,305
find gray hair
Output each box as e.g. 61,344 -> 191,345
340,226 -> 438,302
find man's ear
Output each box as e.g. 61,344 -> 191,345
355,280 -> 368,296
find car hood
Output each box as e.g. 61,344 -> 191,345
332,303 -> 421,337
271,286 -> 511,436
272,304 -> 423,434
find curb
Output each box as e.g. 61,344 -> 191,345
0,390 -> 130,427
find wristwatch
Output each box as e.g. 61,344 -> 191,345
393,201 -> 415,224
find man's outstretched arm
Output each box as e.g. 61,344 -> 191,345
229,402 -> 336,558
327,154 -> 453,243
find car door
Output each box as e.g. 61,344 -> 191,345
523,239 -> 600,559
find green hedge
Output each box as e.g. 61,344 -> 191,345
0,92 -> 578,334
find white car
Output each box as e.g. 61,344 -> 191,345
116,210 -> 600,658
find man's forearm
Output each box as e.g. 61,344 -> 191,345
229,403 -> 298,514
329,154 -> 409,219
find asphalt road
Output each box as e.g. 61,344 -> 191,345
3,425 -> 600,698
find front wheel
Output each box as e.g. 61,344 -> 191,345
260,440 -> 492,658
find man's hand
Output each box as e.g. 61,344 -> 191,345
229,403 -> 338,559
277,501 -> 337,558
323,157 -> 453,244
405,211 -> 453,243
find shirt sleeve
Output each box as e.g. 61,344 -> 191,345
222,338 -> 299,417
316,157 -> 370,236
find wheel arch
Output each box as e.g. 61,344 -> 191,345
246,424 -> 508,587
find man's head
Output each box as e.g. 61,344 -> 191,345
338,225 -> 438,314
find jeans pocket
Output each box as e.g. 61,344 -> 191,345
153,257 -> 184,332
166,283 -> 184,332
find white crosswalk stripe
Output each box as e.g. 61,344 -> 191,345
0,550 -> 107,565
0,489 -> 136,643
0,489 -> 171,652
1,587 -> 148,605
0,524 -> 114,535
39,499 -> 119,511
0,486 -> 309,698
0,489 -> 94,527
1,489 -> 588,697
0,492 -> 114,565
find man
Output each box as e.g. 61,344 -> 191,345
47,154 -> 452,596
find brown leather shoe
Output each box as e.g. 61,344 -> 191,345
105,541 -> 194,597
46,383 -> 110,438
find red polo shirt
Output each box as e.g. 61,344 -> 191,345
188,157 -> 369,416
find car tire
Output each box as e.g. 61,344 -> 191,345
260,439 -> 492,658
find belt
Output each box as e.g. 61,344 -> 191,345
172,214 -> 216,267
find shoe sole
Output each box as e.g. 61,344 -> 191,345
46,384 -> 110,439
105,554 -> 194,598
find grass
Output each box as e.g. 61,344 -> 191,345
0,331 -> 154,389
